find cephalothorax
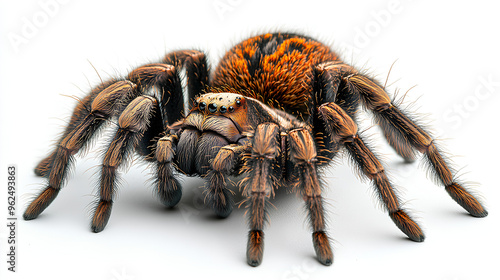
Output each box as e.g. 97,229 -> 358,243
24,33 -> 487,266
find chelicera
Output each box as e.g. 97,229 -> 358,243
24,33 -> 487,266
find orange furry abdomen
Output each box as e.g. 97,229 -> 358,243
211,33 -> 340,117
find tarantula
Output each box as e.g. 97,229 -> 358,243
24,33 -> 487,266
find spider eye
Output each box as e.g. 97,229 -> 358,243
235,100 -> 241,106
199,102 -> 206,110
219,105 -> 227,113
228,106 -> 234,113
208,103 -> 217,113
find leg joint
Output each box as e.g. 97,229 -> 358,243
156,135 -> 177,163
251,123 -> 280,158
118,96 -> 157,132
91,80 -> 136,116
211,144 -> 241,172
318,103 -> 358,140
288,128 -> 317,163
346,74 -> 391,110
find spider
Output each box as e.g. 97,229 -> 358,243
24,32 -> 487,267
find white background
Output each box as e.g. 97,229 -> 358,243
1,1 -> 499,279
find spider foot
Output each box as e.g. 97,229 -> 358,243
158,179 -> 182,208
209,188 -> 234,218
312,231 -> 333,266
23,186 -> 60,220
213,202 -> 233,218
205,171 -> 234,218
247,230 -> 264,267
445,183 -> 488,218
91,200 -> 113,233
389,210 -> 425,242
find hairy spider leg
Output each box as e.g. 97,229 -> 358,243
32,48 -> 208,177
24,80 -> 137,220
163,50 -> 209,110
204,144 -> 247,217
311,62 -> 357,164
154,50 -> 210,207
25,56 -> 194,222
127,63 -> 183,127
288,128 -> 333,266
33,80 -> 134,177
318,102 -> 425,242
313,62 -> 424,242
91,96 -> 158,232
95,62 -> 188,223
345,72 -> 488,217
142,50 -> 209,209
154,134 -> 182,207
35,50 -> 208,176
243,123 -> 281,267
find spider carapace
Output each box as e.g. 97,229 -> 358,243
24,33 -> 487,267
